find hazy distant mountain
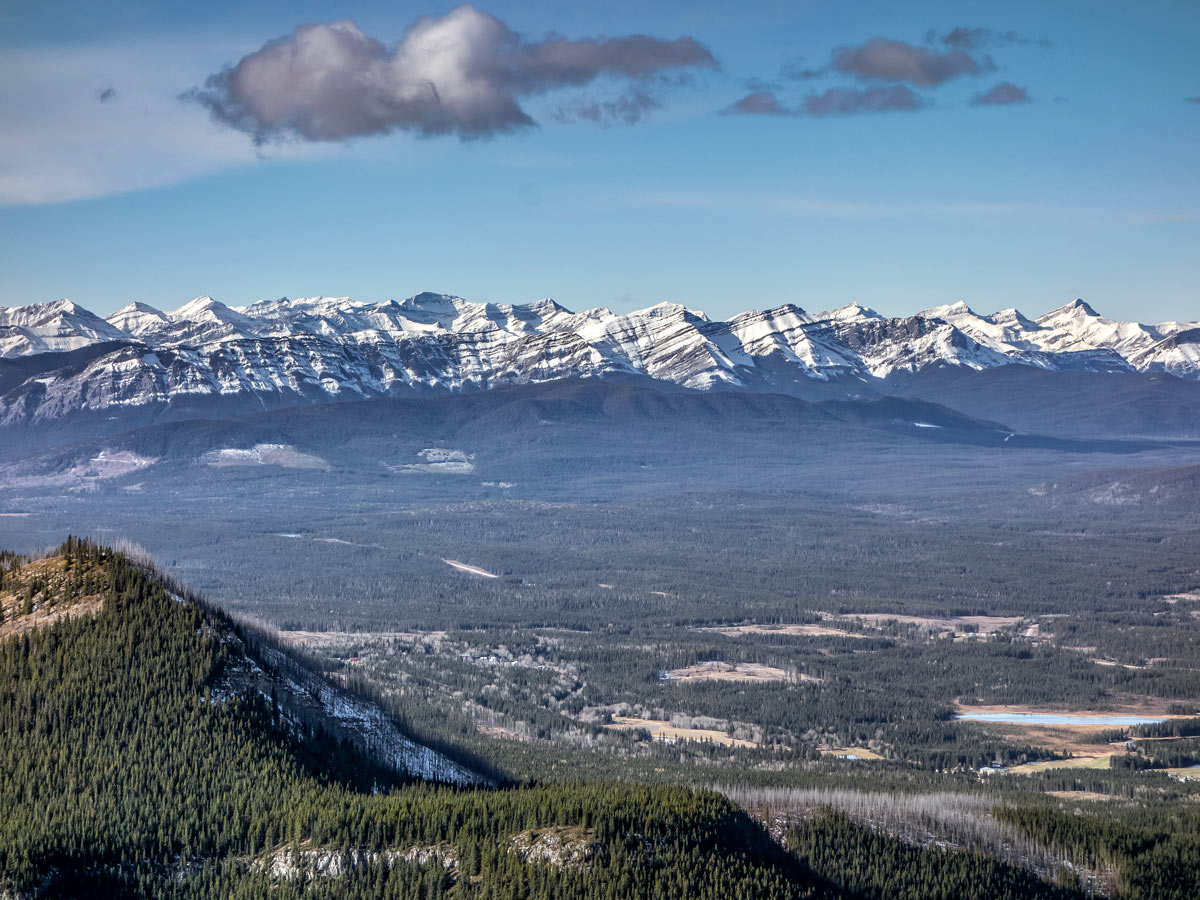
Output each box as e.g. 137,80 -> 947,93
0,293 -> 1195,429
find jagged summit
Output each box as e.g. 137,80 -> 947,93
113,300 -> 166,315
0,297 -> 101,324
820,302 -> 882,322
1062,298 -> 1100,317
991,307 -> 1040,329
921,300 -> 975,319
0,293 -> 1194,424
0,296 -> 130,357
1035,298 -> 1104,328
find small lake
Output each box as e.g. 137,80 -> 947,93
956,712 -> 1166,726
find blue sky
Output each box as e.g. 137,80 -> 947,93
1,0 -> 1197,323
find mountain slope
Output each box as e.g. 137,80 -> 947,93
0,378 -> 1080,497
0,539 -> 835,899
1033,461 -> 1200,509
885,367 -> 1200,438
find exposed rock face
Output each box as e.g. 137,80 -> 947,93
260,844 -> 458,881
0,293 -> 1193,425
509,826 -> 601,868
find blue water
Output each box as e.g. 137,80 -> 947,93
956,713 -> 1166,726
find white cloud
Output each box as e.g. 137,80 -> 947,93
186,7 -> 715,143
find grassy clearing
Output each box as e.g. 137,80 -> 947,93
604,715 -> 758,748
840,613 -> 1023,635
696,623 -> 866,639
1007,753 -> 1115,774
0,557 -> 105,639
1046,790 -> 1121,802
664,661 -> 812,684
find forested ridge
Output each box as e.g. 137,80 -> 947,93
0,539 -> 830,898
0,540 -> 1195,899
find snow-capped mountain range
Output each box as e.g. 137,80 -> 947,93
1,293 -> 1197,425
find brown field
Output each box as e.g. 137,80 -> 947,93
697,623 -> 865,639
1163,593 -> 1200,604
664,661 -> 817,683
1164,767 -> 1200,781
1007,753 -> 1116,774
1046,790 -> 1121,802
1006,726 -> 1126,757
955,701 -> 1187,761
604,715 -> 757,747
841,613 -> 1023,634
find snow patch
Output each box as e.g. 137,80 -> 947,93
443,559 -> 500,578
254,643 -> 490,786
0,450 -> 156,491
203,443 -> 327,469
391,448 -> 475,474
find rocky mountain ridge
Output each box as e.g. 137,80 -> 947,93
0,293 -> 1196,425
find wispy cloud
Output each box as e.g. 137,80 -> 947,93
722,90 -> 790,116
826,37 -> 988,88
724,85 -> 926,118
552,89 -> 662,125
971,82 -> 1031,107
623,189 -> 1200,226
0,41 -> 273,206
801,85 -> 926,116
930,27 -> 1050,51
186,6 -> 715,143
732,26 -> 1047,120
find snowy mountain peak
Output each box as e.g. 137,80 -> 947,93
1,297 -> 94,323
990,307 -> 1040,330
921,300 -> 976,320
527,298 -> 568,316
106,302 -> 169,334
44,298 -> 84,316
1,293 -> 1197,422
1038,298 -> 1099,324
115,301 -> 166,315
1034,298 -> 1160,356
0,297 -> 129,357
821,302 -> 882,323
399,291 -> 465,310
170,296 -> 224,318
634,301 -> 706,321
